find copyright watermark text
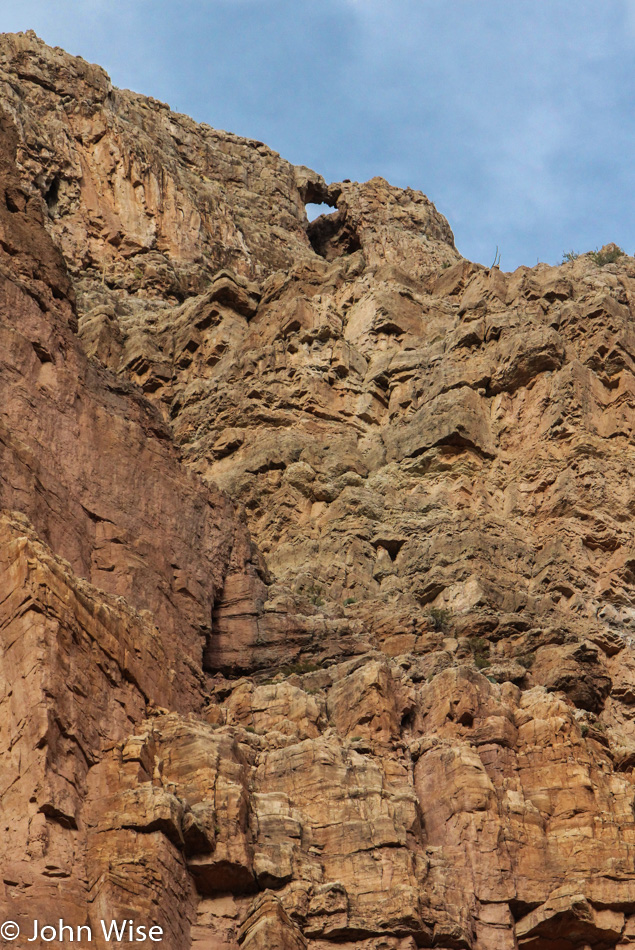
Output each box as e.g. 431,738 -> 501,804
0,919 -> 163,942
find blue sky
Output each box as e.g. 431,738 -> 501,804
1,0 -> 635,271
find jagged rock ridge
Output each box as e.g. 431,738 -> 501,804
3,29 -> 635,950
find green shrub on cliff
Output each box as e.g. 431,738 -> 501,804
589,245 -> 625,266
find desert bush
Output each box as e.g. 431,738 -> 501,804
470,636 -> 490,669
426,606 -> 453,632
304,582 -> 324,606
589,245 -> 625,266
280,659 -> 321,676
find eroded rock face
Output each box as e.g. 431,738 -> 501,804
5,28 -> 635,950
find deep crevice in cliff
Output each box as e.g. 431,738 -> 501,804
44,175 -> 60,216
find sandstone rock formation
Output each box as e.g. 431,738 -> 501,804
3,28 -> 635,950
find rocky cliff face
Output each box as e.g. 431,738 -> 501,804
3,29 -> 635,950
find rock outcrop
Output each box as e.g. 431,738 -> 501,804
3,28 -> 635,950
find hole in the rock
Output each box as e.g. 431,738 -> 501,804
305,202 -> 335,222
372,538 -> 405,561
44,176 -> 60,216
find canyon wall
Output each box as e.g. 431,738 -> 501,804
2,29 -> 635,950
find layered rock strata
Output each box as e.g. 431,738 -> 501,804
3,29 -> 635,950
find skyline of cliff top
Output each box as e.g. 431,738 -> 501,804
2,1 -> 635,272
